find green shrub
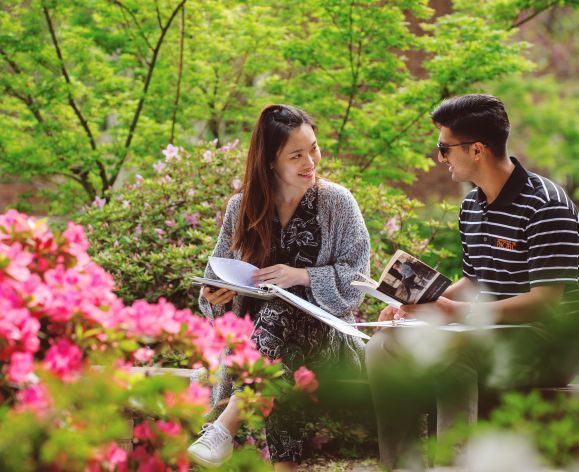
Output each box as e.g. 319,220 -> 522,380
78,142 -> 244,312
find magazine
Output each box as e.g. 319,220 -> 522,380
352,250 -> 451,307
192,257 -> 370,340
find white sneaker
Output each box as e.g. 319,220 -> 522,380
187,421 -> 234,468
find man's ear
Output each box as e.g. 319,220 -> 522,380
472,142 -> 485,160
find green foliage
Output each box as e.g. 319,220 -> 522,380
1,0 -> 559,212
432,391 -> 579,467
493,76 -> 579,195
78,142 -> 244,312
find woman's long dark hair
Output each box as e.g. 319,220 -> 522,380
231,104 -> 317,268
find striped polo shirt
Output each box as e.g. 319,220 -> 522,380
459,157 -> 579,310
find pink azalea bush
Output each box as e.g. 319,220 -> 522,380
0,210 -> 283,470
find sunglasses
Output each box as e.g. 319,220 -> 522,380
436,141 -> 479,157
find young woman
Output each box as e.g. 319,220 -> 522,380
188,104 -> 370,471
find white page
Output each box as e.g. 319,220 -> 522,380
209,257 -> 259,290
264,284 -> 370,340
192,276 -> 274,300
352,319 -> 428,328
351,281 -> 402,308
439,323 -> 532,332
352,320 -> 531,331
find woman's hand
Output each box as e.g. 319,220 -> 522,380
253,264 -> 310,289
202,286 -> 237,305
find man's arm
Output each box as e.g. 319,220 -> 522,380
441,276 -> 477,301
403,284 -> 565,323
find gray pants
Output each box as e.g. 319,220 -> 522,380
365,325 -> 577,469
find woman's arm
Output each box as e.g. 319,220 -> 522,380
198,194 -> 241,321
306,187 -> 370,317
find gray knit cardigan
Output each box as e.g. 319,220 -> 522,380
199,179 -> 370,368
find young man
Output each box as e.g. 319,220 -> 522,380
366,94 -> 579,469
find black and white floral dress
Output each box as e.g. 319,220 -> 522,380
249,186 -> 336,463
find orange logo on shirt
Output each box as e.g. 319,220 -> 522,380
496,238 -> 517,250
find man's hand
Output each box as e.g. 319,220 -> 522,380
378,306 -> 406,322
402,296 -> 464,321
202,287 -> 237,305
253,264 -> 310,289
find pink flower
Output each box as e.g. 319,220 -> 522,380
62,222 -> 90,256
417,238 -> 429,253
153,161 -> 166,173
131,446 -> 165,471
7,351 -> 34,384
184,383 -> 210,408
165,220 -> 176,228
230,178 -> 242,191
135,174 -> 144,184
43,338 -> 83,381
224,341 -> 262,368
220,139 -> 239,152
160,175 -> 173,185
187,189 -> 195,198
156,420 -> 182,436
93,196 -> 106,208
214,312 -> 254,342
133,347 -> 154,363
105,442 -> 128,472
162,144 -> 179,161
210,138 -> 218,147
385,217 -> 399,236
203,150 -> 213,162
294,366 -> 319,394
155,228 -> 166,237
0,242 -> 33,281
16,383 -> 50,413
260,397 -> 274,417
134,421 -> 155,441
185,213 -> 200,229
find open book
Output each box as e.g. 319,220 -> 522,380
192,257 -> 370,340
352,250 -> 451,308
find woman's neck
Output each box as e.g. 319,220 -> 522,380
275,185 -> 309,206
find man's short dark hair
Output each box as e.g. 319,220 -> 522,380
431,94 -> 510,158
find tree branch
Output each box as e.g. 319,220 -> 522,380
509,1 -> 559,30
42,4 -> 98,153
170,4 -> 185,144
110,0 -> 154,51
360,107 -> 432,172
42,3 -> 110,196
0,48 -> 22,74
109,0 -> 187,188
336,0 -> 359,157
155,2 -> 163,29
2,83 -> 49,131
